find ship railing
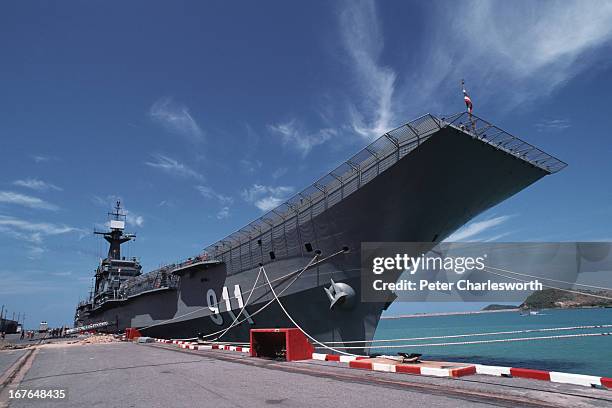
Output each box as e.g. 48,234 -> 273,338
202,114 -> 444,269
117,269 -> 179,298
146,253 -> 213,278
77,300 -> 92,308
199,112 -> 566,275
443,112 -> 568,174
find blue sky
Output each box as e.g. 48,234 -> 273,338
1,1 -> 612,327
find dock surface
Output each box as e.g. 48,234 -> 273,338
1,341 -> 611,407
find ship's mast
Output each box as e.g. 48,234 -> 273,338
94,200 -> 135,260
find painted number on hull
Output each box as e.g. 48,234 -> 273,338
207,284 -> 254,326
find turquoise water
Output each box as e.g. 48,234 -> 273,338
374,308 -> 612,377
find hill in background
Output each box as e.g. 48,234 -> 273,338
520,288 -> 612,309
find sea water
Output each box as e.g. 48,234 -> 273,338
374,308 -> 612,377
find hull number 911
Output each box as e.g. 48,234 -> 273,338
206,284 -> 254,326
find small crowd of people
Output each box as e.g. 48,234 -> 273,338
1,330 -> 34,340
19,330 -> 37,340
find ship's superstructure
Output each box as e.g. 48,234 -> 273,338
74,112 -> 566,346
93,202 -> 141,302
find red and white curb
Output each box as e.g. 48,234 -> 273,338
152,339 -> 250,353
474,364 -> 612,389
311,352 -> 369,363
347,358 -> 475,378
311,353 -> 612,387
149,342 -> 612,389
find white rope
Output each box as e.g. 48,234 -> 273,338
316,332 -> 612,349
169,254 -> 322,341
141,250 -> 341,335
322,324 -> 612,344
485,264 -> 612,292
203,253 -> 322,341
206,266 -> 262,341
260,264 -> 359,357
165,249 -> 347,341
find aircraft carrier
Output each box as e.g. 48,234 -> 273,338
74,112 -> 567,347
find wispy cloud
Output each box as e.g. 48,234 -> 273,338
13,178 -> 62,192
197,185 -> 234,219
0,215 -> 80,244
482,232 -> 514,243
240,159 -> 262,175
145,154 -> 204,180
535,119 -> 571,132
336,1 -> 612,134
196,185 -> 233,206
268,120 -> 336,156
445,215 -> 513,242
27,245 -> 46,259
0,270 -> 72,295
241,184 -> 294,212
339,0 -> 396,139
30,154 -> 57,164
271,167 -> 288,180
405,1 -> 612,113
125,211 -> 144,227
216,206 -> 230,220
0,191 -> 59,210
150,97 -> 204,142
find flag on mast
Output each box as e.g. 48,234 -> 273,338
462,80 -> 473,114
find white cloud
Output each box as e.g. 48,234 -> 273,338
403,1 -> 612,114
482,232 -> 514,243
13,178 -> 62,192
216,206 -> 230,220
268,120 -> 335,156
125,211 -> 144,228
271,167 -> 288,180
0,215 -> 80,244
145,154 -> 204,180
196,185 -> 233,206
197,185 -> 234,219
27,245 -> 46,259
0,270 -> 70,295
241,184 -> 294,212
336,1 -> 612,135
150,97 -> 204,142
535,119 -> 571,132
239,159 -> 262,174
30,155 -> 57,163
445,215 -> 512,242
339,0 -> 396,139
0,191 -> 59,210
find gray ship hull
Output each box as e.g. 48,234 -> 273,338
77,120 -> 559,348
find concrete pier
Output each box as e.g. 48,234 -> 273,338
1,341 -> 611,407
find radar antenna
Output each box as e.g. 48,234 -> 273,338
94,200 -> 136,260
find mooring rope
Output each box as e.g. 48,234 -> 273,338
316,332 -> 612,349
161,248 -> 346,341
205,266 -> 263,341
321,324 -> 612,344
203,254 -> 320,342
260,264 -> 359,357
140,249 -> 341,335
